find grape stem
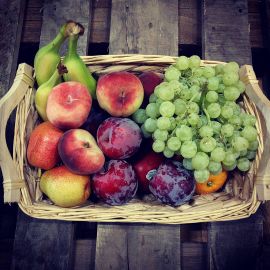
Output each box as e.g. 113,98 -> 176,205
201,92 -> 211,126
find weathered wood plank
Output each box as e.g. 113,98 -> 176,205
202,0 -> 252,65
202,1 -> 264,270
95,1 -> 180,270
0,0 -> 26,96
12,211 -> 75,270
12,1 -> 94,269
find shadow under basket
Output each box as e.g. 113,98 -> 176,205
1,54 -> 270,224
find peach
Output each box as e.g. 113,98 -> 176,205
97,117 -> 142,159
40,165 -> 91,207
96,72 -> 144,117
46,81 -> 92,130
27,121 -> 63,170
58,129 -> 105,175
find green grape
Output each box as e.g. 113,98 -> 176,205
152,140 -> 165,153
207,103 -> 221,118
208,161 -> 222,175
200,115 -> 208,126
141,124 -> 152,138
239,149 -> 248,157
231,103 -> 241,115
224,86 -> 240,101
228,115 -> 242,127
188,113 -> 200,126
221,124 -> 234,137
157,116 -> 171,130
174,99 -> 187,116
154,82 -> 167,95
163,147 -> 175,158
156,98 -> 163,106
199,76 -> 207,86
248,140 -> 259,151
192,152 -> 210,170
167,136 -> 181,151
144,118 -> 157,133
200,137 -> 216,153
189,55 -> 201,68
237,158 -> 250,172
159,101 -> 175,117
203,66 -> 215,78
194,169 -> 210,183
193,67 -> 204,77
132,109 -> 148,124
211,121 -> 222,134
180,141 -> 197,158
223,151 -> 236,166
180,88 -> 192,101
153,129 -> 168,141
234,80 -> 245,93
169,80 -> 182,94
190,77 -> 200,86
206,91 -> 218,103
149,93 -> 158,103
165,66 -> 181,81
176,125 -> 193,141
169,117 -> 177,131
199,125 -> 214,138
176,56 -> 189,70
183,158 -> 193,170
223,72 -> 239,86
146,103 -> 160,119
190,84 -> 200,94
215,63 -> 224,74
246,150 -> 256,160
223,62 -> 239,73
242,114 -> 256,126
241,125 -> 257,142
158,86 -> 175,101
210,147 -> 226,162
217,83 -> 226,94
223,162 -> 237,171
187,102 -> 200,114
221,106 -> 234,119
232,136 -> 249,152
207,77 -> 220,91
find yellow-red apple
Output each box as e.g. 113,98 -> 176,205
27,121 -> 63,170
46,81 -> 92,130
58,129 -> 105,175
40,165 -> 91,207
96,72 -> 144,117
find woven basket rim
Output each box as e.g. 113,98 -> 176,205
12,54 -> 263,224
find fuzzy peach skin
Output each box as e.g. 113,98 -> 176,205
96,72 -> 144,117
40,165 -> 91,207
58,129 -> 105,175
27,121 -> 63,170
46,81 -> 92,130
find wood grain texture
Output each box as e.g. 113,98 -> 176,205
109,0 -> 178,55
12,211 -> 75,270
39,0 -> 92,55
202,0 -> 252,65
202,1 -> 264,269
0,0 -> 26,97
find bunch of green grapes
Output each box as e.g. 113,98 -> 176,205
132,55 -> 259,183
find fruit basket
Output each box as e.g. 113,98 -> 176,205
1,54 -> 270,224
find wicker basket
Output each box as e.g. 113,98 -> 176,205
1,54 -> 270,224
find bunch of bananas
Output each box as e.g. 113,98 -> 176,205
34,20 -> 96,121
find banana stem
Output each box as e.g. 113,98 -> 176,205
67,35 -> 79,57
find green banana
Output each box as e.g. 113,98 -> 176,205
63,24 -> 97,98
34,21 -> 77,86
35,63 -> 68,121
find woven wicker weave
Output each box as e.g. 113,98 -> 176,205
1,54 -> 269,224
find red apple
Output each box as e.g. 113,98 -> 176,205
46,81 -> 92,130
92,160 -> 138,205
139,71 -> 163,97
58,129 -> 105,175
27,121 -> 63,170
97,117 -> 142,159
133,151 -> 164,194
96,72 -> 144,117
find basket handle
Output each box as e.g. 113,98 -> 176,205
0,63 -> 34,203
239,65 -> 270,201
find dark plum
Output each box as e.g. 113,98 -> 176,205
149,160 -> 195,206
92,160 -> 138,205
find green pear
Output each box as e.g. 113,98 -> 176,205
40,165 -> 90,207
